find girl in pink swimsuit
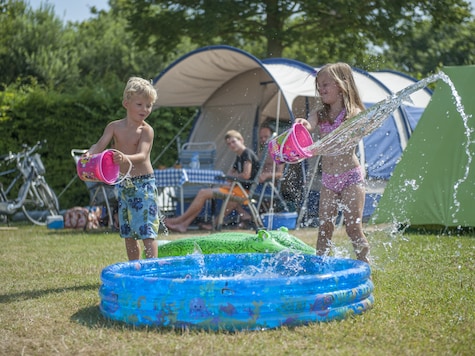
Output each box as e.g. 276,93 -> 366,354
297,63 -> 370,264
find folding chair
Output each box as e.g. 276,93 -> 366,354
252,148 -> 290,214
178,142 -> 216,169
71,149 -> 118,228
213,142 -> 297,231
214,176 -> 264,231
177,142 -> 217,224
254,178 -> 289,213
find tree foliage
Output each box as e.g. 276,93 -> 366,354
0,0 -> 79,89
0,0 -> 195,209
116,0 -> 473,66
0,0 -> 474,210
382,18 -> 475,75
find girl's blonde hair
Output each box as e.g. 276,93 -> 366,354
123,77 -> 158,103
315,63 -> 365,122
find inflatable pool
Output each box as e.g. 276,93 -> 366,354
99,252 -> 373,331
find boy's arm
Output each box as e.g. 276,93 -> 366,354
88,122 -> 115,155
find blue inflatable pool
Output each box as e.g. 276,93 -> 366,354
99,252 -> 373,331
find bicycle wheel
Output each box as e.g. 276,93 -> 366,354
22,179 -> 60,225
0,188 -> 8,224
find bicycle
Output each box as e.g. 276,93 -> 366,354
0,140 -> 60,225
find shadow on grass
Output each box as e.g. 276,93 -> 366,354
71,305 -> 113,328
46,228 -> 118,235
71,305 -> 199,334
0,283 -> 100,304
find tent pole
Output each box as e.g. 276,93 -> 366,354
152,115 -> 194,166
267,90 -> 282,230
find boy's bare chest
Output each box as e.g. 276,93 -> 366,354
115,126 -> 143,151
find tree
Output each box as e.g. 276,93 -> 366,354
381,17 -> 475,75
0,0 -> 80,88
116,0 -> 473,68
0,0 -> 172,89
74,14 -> 161,84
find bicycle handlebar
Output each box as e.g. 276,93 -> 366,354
2,140 -> 47,161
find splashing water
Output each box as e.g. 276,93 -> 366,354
306,71 -> 471,219
436,72 -> 473,219
194,251 -> 311,280
307,71 -> 471,267
307,72 -> 449,156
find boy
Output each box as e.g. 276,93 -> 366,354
87,77 -> 159,260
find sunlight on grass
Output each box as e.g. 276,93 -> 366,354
0,224 -> 474,355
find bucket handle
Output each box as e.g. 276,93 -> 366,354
279,128 -> 291,164
108,149 -> 133,185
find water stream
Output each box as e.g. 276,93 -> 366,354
309,72 -> 440,155
307,71 -> 471,220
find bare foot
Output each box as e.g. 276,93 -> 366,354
165,217 -> 178,224
164,220 -> 188,233
198,222 -> 213,231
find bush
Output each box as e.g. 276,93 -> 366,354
0,81 -> 195,209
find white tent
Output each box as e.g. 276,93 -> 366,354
154,45 -> 316,169
152,45 -> 432,217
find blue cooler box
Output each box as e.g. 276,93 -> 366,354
261,212 -> 298,230
46,215 -> 64,229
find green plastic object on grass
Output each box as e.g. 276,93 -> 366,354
149,227 -> 316,258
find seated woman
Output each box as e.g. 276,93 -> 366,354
165,130 -> 260,232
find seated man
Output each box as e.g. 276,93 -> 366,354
165,130 -> 260,232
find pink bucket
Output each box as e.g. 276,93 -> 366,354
76,149 -> 120,185
268,123 -> 314,164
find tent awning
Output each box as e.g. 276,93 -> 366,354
153,46 -> 265,108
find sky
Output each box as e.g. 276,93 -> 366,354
28,0 -> 110,23
29,0 -> 475,23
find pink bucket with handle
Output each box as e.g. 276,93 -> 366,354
268,123 -> 314,164
77,149 -> 130,185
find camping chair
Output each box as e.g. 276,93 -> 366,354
178,142 -> 216,169
213,147 -> 285,231
71,149 -> 118,229
214,175 -> 264,231
254,178 -> 290,214
213,143 -> 295,231
176,142 -> 217,224
252,147 -> 290,214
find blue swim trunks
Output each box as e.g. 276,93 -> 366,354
117,174 -> 160,240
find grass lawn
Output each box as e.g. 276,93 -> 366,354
0,223 -> 474,355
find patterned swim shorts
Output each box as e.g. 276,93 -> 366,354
117,174 -> 160,240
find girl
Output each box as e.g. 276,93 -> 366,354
298,63 -> 370,263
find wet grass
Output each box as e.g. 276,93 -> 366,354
0,224 -> 474,355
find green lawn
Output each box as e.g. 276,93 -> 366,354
1,224 -> 474,355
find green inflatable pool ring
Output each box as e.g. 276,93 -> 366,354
152,227 -> 316,257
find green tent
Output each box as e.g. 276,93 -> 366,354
371,66 -> 475,228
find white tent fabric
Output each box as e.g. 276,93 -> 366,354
152,45 -> 432,216
153,46 -> 317,170
153,46 -> 263,108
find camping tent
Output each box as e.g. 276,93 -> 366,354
153,45 -> 431,177
153,45 -> 316,170
371,66 -> 475,228
152,45 -> 432,218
